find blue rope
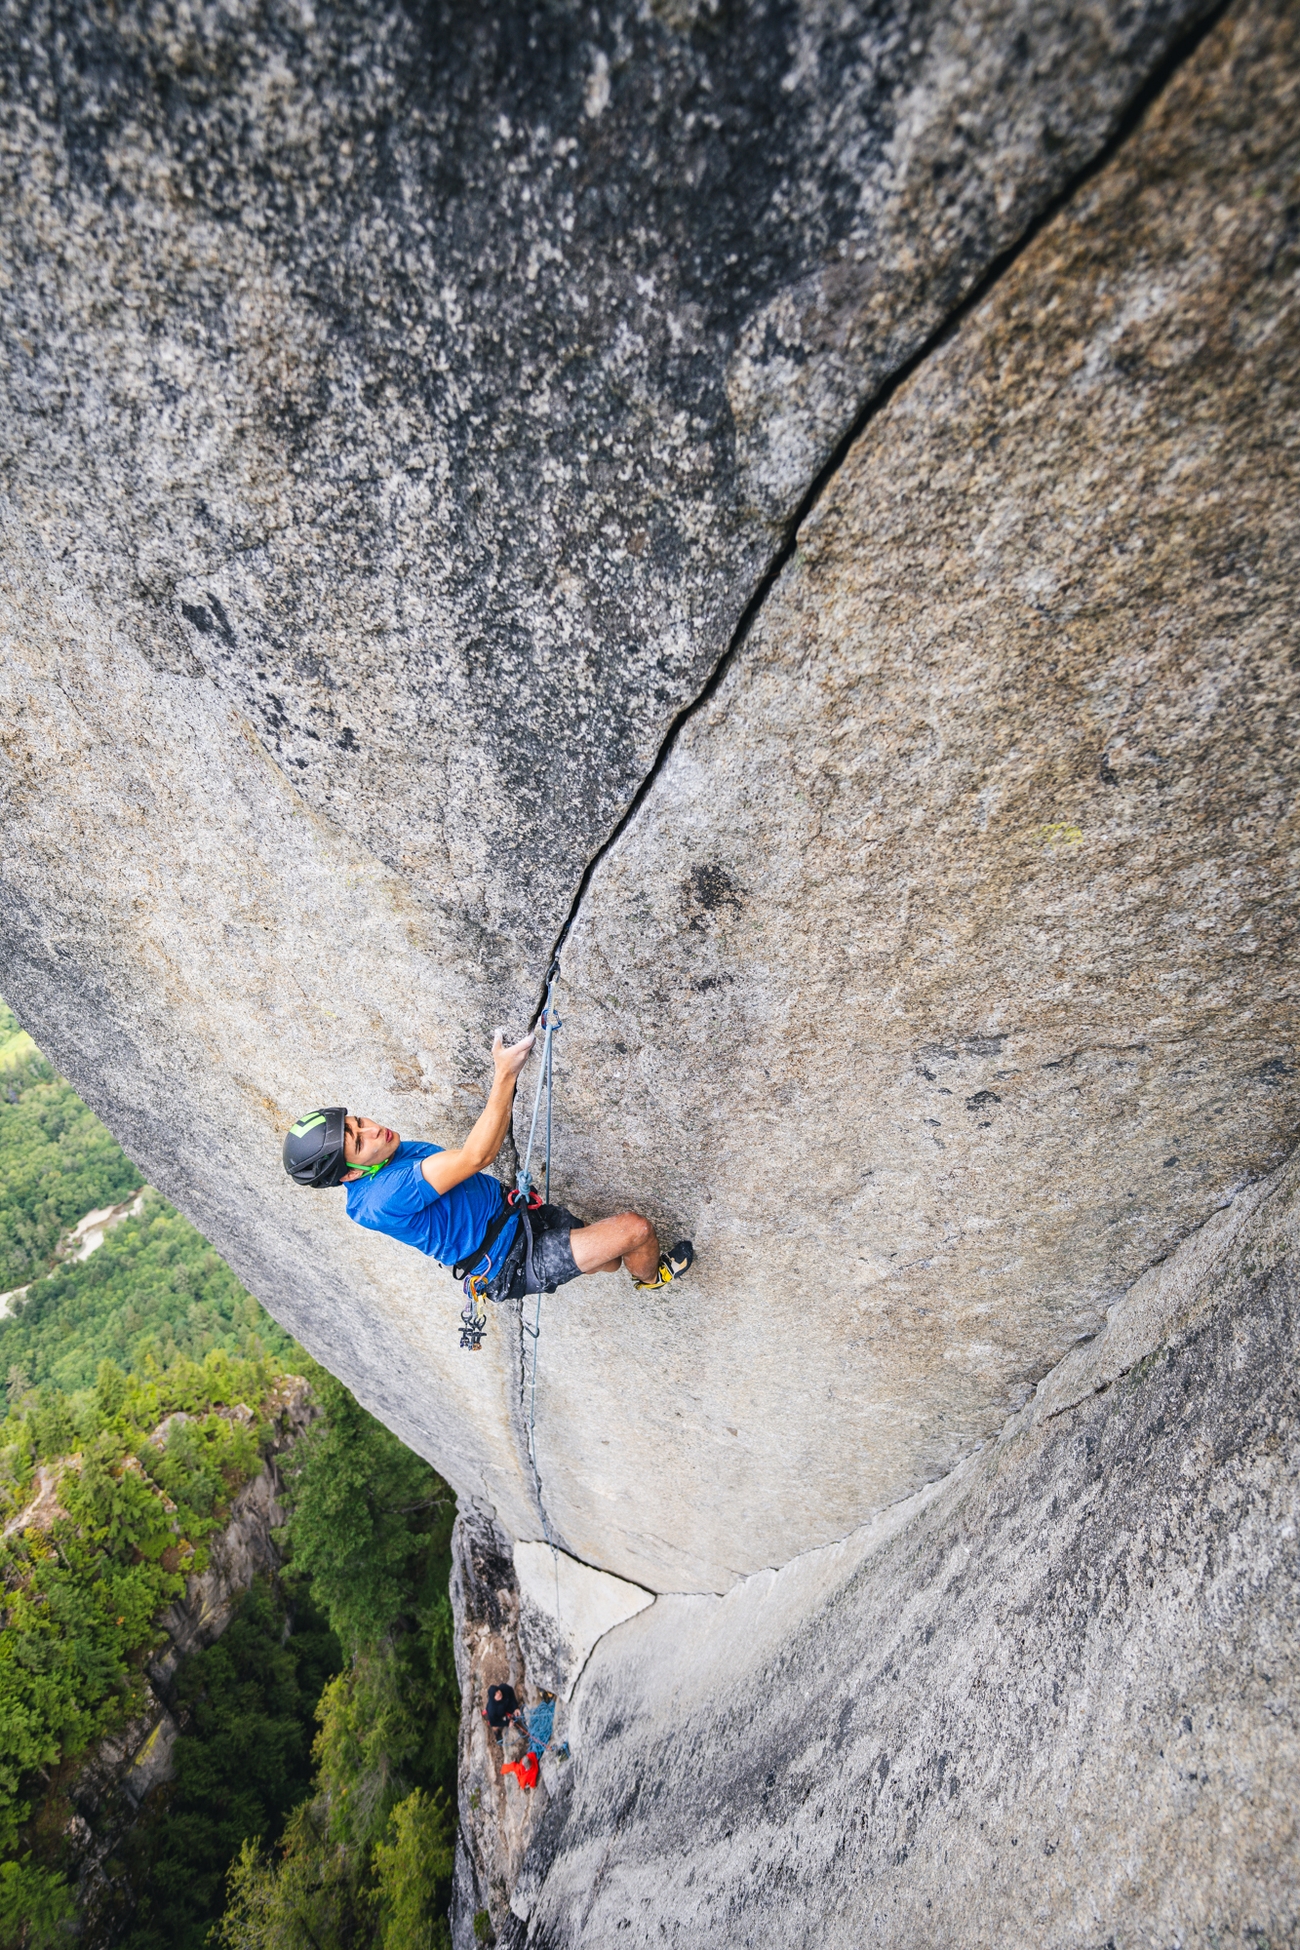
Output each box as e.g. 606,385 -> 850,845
526,1699 -> 556,1756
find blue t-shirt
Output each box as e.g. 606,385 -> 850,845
344,1141 -> 516,1274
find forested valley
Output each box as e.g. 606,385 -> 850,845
0,1003 -> 461,1950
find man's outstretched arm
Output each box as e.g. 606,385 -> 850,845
420,1031 -> 535,1196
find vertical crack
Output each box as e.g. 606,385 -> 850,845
504,1287 -> 562,1547
529,0 -> 1235,1017
519,1289 -> 561,1549
507,0 -> 1238,1561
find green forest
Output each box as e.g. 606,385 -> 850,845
0,1008 -> 144,1299
0,1002 -> 461,1950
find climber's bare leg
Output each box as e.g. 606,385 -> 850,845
570,1211 -> 659,1281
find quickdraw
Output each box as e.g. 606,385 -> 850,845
459,1277 -> 489,1352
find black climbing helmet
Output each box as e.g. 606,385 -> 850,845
282,1107 -> 350,1188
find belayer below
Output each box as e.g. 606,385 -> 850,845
482,1682 -> 524,1744
281,1029 -> 693,1301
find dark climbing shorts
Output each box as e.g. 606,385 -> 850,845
486,1203 -> 585,1303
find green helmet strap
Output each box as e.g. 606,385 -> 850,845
344,1155 -> 392,1179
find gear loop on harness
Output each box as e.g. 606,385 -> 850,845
459,1278 -> 488,1351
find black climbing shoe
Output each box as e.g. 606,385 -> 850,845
633,1240 -> 694,1291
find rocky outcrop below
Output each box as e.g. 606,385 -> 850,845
450,1506 -> 574,1950
61,1377 -> 314,1938
499,1152 -> 1300,1946
448,1510 -> 660,1946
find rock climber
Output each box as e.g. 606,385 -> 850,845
280,1029 -> 693,1300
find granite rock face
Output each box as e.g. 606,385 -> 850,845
510,1148 -> 1300,1950
1,0 -> 1273,1573
541,0 -> 1300,1586
1,0 -> 1297,1591
2,0 -> 1299,1933
513,1540 -> 654,1699
1,0 -> 1217,990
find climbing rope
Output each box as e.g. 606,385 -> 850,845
516,958 -> 565,1657
519,957 -> 562,1558
517,955 -> 562,1204
457,956 -> 567,1641
456,958 -> 562,1353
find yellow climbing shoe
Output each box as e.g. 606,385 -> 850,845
633,1240 -> 695,1290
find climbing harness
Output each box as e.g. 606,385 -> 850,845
452,1199 -> 519,1282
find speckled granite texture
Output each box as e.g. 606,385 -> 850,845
1,0 -> 1297,1935
2,0 -> 1295,1591
509,0 -> 1300,1585
507,1154 -> 1300,1948
2,0 -> 1217,982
